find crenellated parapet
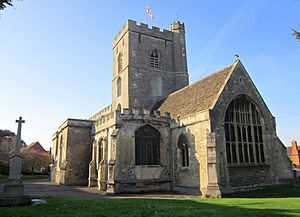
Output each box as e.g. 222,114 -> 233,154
93,108 -> 174,133
113,20 -> 173,48
94,111 -> 116,131
89,105 -> 112,121
116,108 -> 172,124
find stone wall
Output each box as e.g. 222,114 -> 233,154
52,119 -> 94,185
228,165 -> 270,187
89,125 -> 116,191
210,61 -> 293,193
112,25 -> 129,110
171,112 -> 205,195
171,111 -> 221,197
109,109 -> 172,193
51,124 -> 68,184
275,138 -> 294,182
111,20 -> 189,111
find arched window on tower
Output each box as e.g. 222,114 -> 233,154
117,77 -> 122,97
224,96 -> 265,165
150,49 -> 159,69
135,124 -> 160,165
117,53 -> 123,74
178,134 -> 189,167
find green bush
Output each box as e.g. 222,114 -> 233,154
0,129 -> 15,138
0,161 -> 9,175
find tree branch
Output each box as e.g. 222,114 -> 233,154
292,28 -> 300,41
0,0 -> 13,10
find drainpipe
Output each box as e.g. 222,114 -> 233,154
170,126 -> 175,191
105,128 -> 109,189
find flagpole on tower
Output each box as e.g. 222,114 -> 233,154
144,0 -> 154,24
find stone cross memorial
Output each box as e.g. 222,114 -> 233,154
4,117 -> 26,197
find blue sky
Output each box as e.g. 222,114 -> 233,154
0,0 -> 299,150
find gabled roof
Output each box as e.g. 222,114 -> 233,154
154,61 -> 238,118
25,141 -> 46,153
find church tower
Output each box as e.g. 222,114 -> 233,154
112,20 -> 189,110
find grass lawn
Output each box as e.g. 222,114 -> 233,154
226,180 -> 300,198
0,174 -> 49,183
0,197 -> 299,217
0,184 -> 300,217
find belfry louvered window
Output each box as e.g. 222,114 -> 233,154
135,124 -> 160,165
150,49 -> 159,69
178,134 -> 189,167
224,96 -> 265,165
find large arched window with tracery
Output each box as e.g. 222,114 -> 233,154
135,124 -> 160,165
150,49 -> 159,69
178,134 -> 189,167
224,96 -> 265,164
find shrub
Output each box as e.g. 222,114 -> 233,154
0,160 -> 9,175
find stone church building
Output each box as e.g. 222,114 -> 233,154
51,20 -> 293,197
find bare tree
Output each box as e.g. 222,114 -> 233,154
22,149 -> 51,174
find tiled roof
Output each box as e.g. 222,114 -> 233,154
26,141 -> 46,153
286,140 -> 300,156
155,61 -> 237,118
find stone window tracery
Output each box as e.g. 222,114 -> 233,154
178,134 -> 189,167
224,96 -> 265,165
150,49 -> 159,69
135,124 -> 160,165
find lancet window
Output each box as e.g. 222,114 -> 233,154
178,134 -> 189,167
117,53 -> 123,74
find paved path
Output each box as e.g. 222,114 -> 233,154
0,180 -> 198,199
